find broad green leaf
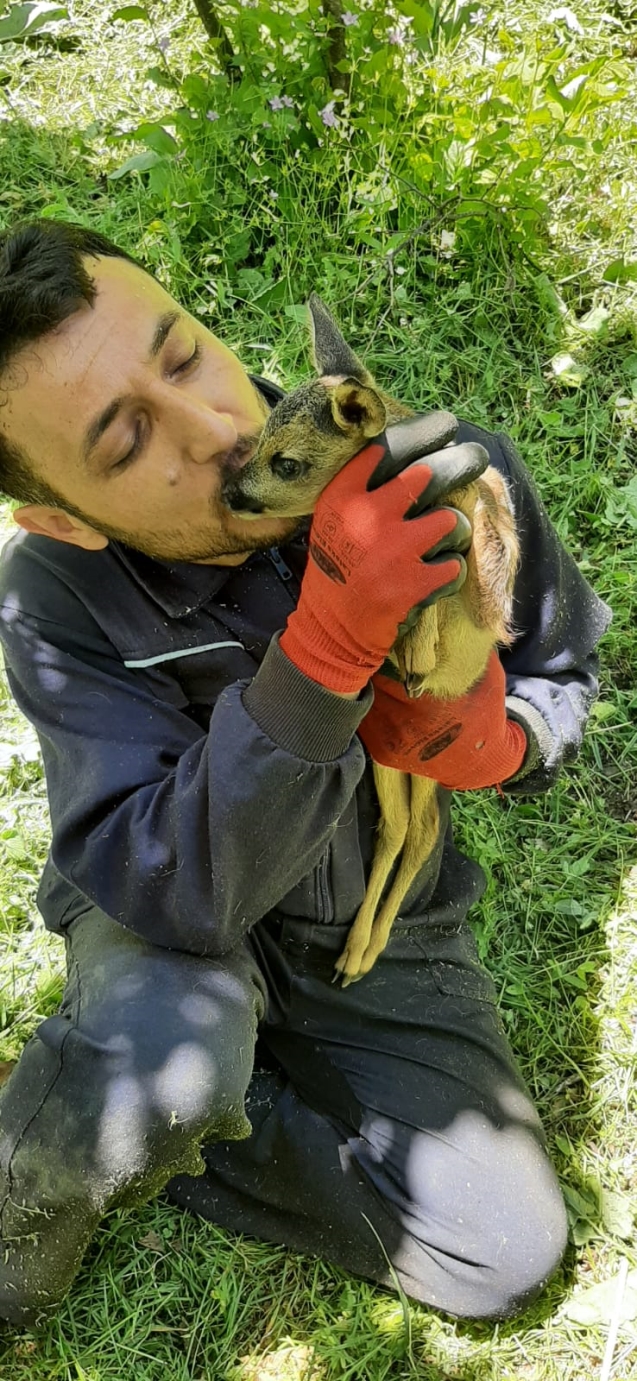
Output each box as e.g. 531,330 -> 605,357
557,968 -> 587,989
181,73 -> 214,106
534,273 -> 570,318
284,304 -> 309,323
234,268 -> 271,300
148,161 -> 171,195
554,1133 -> 573,1156
384,232 -> 408,253
555,898 -> 586,915
474,129 -> 513,157
590,700 -> 616,722
110,5 -> 148,19
230,83 -> 262,116
138,123 -> 179,155
107,150 -> 165,179
0,2 -> 67,43
224,228 -> 252,266
527,107 -> 554,126
572,1218 -> 598,1245
144,65 -> 175,89
602,258 -> 637,284
604,476 -> 637,530
563,1270 -> 637,1326
406,153 -> 431,185
456,198 -> 489,217
3,834 -> 29,859
306,103 -> 327,139
558,133 -> 587,149
362,49 -> 391,80
398,1 -> 433,37
253,279 -> 286,309
454,115 -> 475,139
563,1183 -> 599,1220
568,856 -> 591,876
599,1189 -> 635,1240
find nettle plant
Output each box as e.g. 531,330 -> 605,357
0,1 -> 630,291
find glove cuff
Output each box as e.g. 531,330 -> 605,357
245,634 -> 374,759
280,613 -> 375,696
436,718 -> 528,790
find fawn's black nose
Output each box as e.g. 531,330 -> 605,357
222,483 -> 265,515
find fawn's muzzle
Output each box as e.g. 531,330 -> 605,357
221,479 -> 265,516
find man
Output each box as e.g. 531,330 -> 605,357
0,219 -> 611,1329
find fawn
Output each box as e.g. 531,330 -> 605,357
222,296 -> 520,984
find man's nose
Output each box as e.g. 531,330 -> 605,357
193,416 -> 237,463
166,393 -> 237,463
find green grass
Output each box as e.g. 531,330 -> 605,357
1,0 -> 636,1375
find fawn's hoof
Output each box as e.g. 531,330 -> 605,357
338,969 -> 364,988
333,945 -> 371,987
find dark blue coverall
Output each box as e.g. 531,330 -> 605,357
0,381 -> 612,1325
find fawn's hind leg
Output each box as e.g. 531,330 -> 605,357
335,764 -> 410,986
352,773 -> 440,980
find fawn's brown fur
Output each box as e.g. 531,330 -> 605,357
223,296 -> 520,983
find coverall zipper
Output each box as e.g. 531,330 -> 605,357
268,545 -> 335,926
267,547 -> 294,583
316,848 -> 334,924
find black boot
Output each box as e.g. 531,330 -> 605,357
0,1034 -> 226,1328
0,908 -> 264,1327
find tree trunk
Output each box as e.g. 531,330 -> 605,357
190,0 -> 241,83
321,0 -> 351,96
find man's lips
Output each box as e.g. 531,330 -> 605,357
219,432 -> 261,479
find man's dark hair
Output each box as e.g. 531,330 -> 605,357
0,219 -> 144,506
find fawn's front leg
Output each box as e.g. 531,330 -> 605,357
394,604 -> 439,697
335,763 -> 410,985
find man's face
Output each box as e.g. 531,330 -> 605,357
2,255 -> 303,564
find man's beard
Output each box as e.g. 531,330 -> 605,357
92,508 -> 305,564
43,431 -> 306,564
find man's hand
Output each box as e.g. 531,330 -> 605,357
358,651 -> 528,789
280,413 -> 490,696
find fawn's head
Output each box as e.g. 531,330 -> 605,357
222,294 -> 388,518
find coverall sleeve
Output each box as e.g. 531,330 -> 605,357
492,431 -> 612,794
0,598 -> 372,955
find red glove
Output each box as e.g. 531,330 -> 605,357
358,650 -> 527,789
281,415 -> 489,696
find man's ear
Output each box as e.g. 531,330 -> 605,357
12,506 -> 108,550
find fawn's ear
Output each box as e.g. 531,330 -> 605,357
308,294 -> 374,383
329,380 -> 387,438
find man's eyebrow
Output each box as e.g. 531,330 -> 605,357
81,309 -> 183,466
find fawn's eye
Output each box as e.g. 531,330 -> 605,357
270,454 -> 309,482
